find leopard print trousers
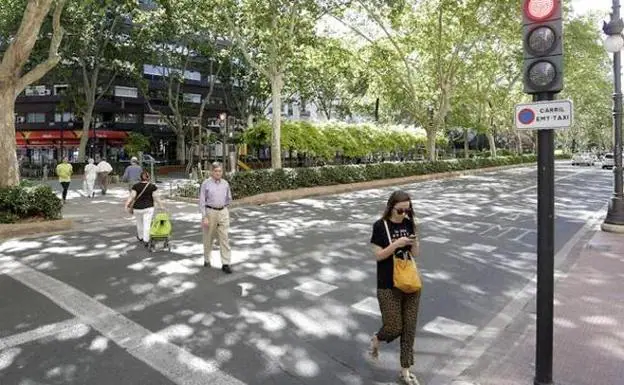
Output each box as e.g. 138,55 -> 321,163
376,288 -> 422,368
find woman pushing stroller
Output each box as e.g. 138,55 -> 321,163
125,170 -> 165,247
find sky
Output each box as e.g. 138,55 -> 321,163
571,0 -> 612,16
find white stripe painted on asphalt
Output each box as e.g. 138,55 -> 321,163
0,318 -> 84,349
351,297 -> 381,317
422,316 -> 479,342
426,204 -> 608,385
2,260 -> 247,385
422,236 -> 450,244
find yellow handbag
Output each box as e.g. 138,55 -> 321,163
384,220 -> 422,293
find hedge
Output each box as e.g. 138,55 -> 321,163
0,184 -> 63,224
178,154 -> 541,200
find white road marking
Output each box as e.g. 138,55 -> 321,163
294,280 -> 339,297
422,316 -> 479,342
463,243 -> 497,253
422,236 -> 450,244
1,259 -> 247,385
0,318 -> 83,349
426,204 -> 608,385
351,297 -> 381,317
102,231 -> 129,238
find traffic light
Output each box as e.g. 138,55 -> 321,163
522,0 -> 563,94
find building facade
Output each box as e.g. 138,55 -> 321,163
14,64 -> 238,165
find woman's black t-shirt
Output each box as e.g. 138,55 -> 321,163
132,182 -> 157,210
370,217 -> 415,289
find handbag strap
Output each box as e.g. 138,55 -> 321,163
383,220 -> 393,245
131,182 -> 150,207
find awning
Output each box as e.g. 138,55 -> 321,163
17,130 -> 129,143
73,130 -> 129,139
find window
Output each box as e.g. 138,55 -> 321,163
24,86 -> 50,96
115,113 -> 138,123
114,86 -> 138,98
54,112 -> 75,122
184,70 -> 201,82
54,84 -> 68,96
144,114 -> 166,125
26,113 -> 46,123
183,93 -> 201,104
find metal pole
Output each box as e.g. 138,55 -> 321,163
604,0 -> 624,228
222,119 -> 227,170
534,93 -> 555,385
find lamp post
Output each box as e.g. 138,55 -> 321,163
219,112 -> 227,170
602,0 -> 624,233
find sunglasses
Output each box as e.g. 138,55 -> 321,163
394,208 -> 411,215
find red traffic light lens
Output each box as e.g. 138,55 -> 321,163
524,0 -> 556,21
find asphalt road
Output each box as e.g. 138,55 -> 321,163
0,163 -> 614,385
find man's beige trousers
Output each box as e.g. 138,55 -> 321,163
202,208 -> 231,265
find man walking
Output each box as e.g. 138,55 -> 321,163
55,157 -> 73,203
96,158 -> 113,195
122,157 -> 143,191
199,162 -> 233,274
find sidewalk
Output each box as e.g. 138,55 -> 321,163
455,230 -> 624,385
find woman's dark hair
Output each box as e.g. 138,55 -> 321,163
382,190 -> 415,222
140,170 -> 150,181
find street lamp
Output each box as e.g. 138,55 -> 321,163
602,0 -> 624,233
219,112 -> 227,170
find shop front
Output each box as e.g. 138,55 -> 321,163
16,130 -> 129,164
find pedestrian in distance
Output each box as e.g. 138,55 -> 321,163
125,170 -> 164,248
55,157 -> 73,203
369,190 -> 422,385
199,162 -> 233,274
96,158 -> 113,195
122,156 -> 143,192
83,158 -> 98,198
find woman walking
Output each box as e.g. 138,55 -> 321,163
84,158 -> 98,198
369,190 -> 422,385
125,170 -> 163,247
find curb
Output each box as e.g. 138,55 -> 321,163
0,219 -> 74,240
170,162 -> 537,207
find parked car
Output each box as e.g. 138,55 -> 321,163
571,153 -> 594,166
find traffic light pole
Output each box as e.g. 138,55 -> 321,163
534,92 -> 555,385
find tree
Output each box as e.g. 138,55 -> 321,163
123,132 -> 150,157
0,0 -> 67,187
331,0 -> 518,160
132,0 -> 227,165
59,1 -> 136,162
293,38 -> 359,121
214,0 -> 343,169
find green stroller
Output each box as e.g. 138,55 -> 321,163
148,212 -> 172,252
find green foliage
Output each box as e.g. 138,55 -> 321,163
0,185 -> 62,223
178,155 -> 537,199
124,132 -> 151,157
243,121 -> 445,158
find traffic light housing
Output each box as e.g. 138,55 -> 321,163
522,0 -> 564,94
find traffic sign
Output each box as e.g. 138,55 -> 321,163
514,100 -> 572,129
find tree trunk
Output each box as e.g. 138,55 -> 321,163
463,129 -> 469,159
270,73 -> 284,169
0,87 -> 20,187
176,132 -> 186,164
78,109 -> 93,162
487,132 -> 497,158
426,129 -> 436,161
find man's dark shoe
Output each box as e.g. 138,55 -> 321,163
222,265 -> 232,274
203,261 -> 210,267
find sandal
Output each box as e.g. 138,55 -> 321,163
369,335 -> 380,360
398,371 -> 420,385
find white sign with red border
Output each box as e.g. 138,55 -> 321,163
514,100 -> 573,130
